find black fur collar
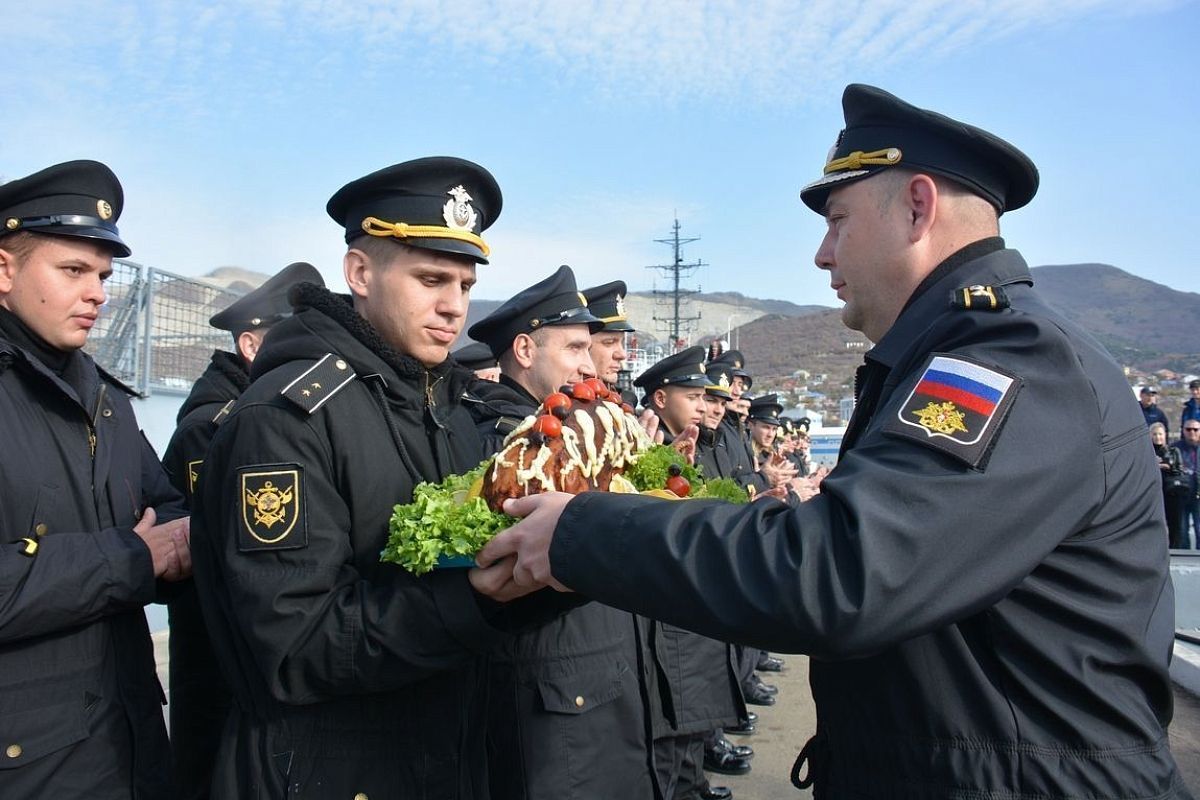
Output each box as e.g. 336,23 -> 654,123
211,349 -> 251,392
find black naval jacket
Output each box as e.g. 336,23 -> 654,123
695,425 -> 735,484
716,414 -> 766,493
465,374 -> 540,454
192,286 -> 510,800
652,428 -> 745,739
0,321 -> 185,800
548,241 -> 1187,798
161,349 -> 249,800
466,379 -> 658,800
163,350 -> 248,505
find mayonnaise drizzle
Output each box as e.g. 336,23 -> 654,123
489,402 -> 650,494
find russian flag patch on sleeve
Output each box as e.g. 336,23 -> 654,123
882,353 -> 1021,469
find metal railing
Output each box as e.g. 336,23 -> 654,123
84,260 -> 242,395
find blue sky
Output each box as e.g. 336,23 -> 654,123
4,0 -> 1198,308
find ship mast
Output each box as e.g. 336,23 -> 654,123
648,217 -> 704,353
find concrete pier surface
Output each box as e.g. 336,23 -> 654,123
151,633 -> 1200,796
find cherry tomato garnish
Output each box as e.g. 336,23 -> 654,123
666,475 -> 691,498
583,378 -> 607,395
571,383 -> 596,402
620,403 -> 634,414
543,392 -> 570,412
535,414 -> 562,437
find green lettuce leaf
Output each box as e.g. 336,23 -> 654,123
624,444 -> 701,492
381,461 -> 514,575
384,442 -> 750,576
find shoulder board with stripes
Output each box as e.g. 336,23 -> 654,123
494,416 -> 523,434
949,284 -> 1010,311
211,399 -> 236,425
280,353 -> 357,415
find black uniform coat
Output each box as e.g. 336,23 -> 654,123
716,414 -> 766,493
699,425 -> 765,687
161,350 -> 248,800
466,378 -> 658,800
547,242 -> 1188,798
464,374 -> 539,454
191,286 -> 510,800
667,428 -> 747,731
0,328 -> 185,800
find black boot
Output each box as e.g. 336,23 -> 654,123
755,654 -> 784,672
700,784 -> 733,800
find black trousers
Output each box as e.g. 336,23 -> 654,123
654,733 -> 706,800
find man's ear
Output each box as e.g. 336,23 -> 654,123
906,174 -> 939,243
236,330 -> 264,364
0,246 -> 16,296
344,248 -> 370,301
511,333 -> 536,370
652,388 -> 668,411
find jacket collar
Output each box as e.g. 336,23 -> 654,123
210,349 -> 251,392
466,374 -> 540,421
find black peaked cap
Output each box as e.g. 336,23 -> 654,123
747,394 -> 784,425
452,341 -> 498,371
704,363 -> 735,400
581,280 -> 635,332
0,160 -> 130,257
800,84 -> 1038,215
468,265 -> 602,356
327,156 -> 501,264
210,262 -> 325,333
711,348 -> 753,390
634,346 -> 713,391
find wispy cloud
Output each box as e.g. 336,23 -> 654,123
5,0 -> 1185,114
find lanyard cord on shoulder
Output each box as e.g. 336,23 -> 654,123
365,375 -> 423,484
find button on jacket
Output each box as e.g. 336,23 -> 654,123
547,243 -> 1188,798
0,333 -> 185,800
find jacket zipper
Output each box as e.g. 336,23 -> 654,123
86,384 -> 107,458
425,372 -> 443,409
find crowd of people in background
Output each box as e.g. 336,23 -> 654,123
1147,381 -> 1200,548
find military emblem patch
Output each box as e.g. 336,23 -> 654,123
187,459 -> 203,498
883,354 -> 1020,470
238,465 -> 306,552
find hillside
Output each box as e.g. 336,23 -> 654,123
461,289 -> 823,348
710,263 -> 1200,424
203,262 -> 1200,404
1031,264 -> 1200,372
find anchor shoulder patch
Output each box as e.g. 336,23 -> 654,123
186,459 -> 204,499
238,463 -> 307,552
281,353 -> 357,414
882,353 -> 1021,470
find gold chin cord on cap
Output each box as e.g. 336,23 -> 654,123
360,216 -> 490,257
823,147 -> 903,174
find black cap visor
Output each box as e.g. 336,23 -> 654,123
16,215 -> 131,257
